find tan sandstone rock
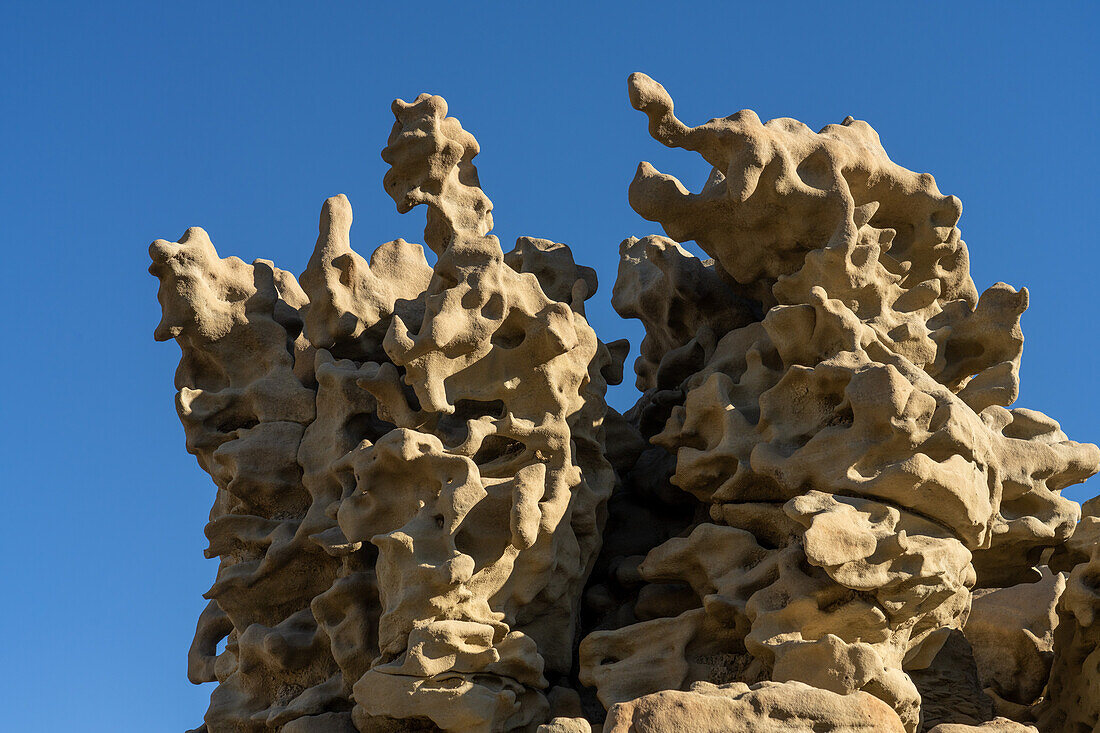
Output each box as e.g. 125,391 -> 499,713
1040,497 -> 1100,731
602,680 -> 906,732
965,570 -> 1063,713
154,91 -> 620,733
154,75 -> 1099,733
581,73 -> 1098,733
926,719 -> 1038,733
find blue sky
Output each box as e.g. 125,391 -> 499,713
2,2 -> 1097,730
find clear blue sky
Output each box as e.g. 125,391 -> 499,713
2,2 -> 1097,730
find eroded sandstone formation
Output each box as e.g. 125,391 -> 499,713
153,76 -> 1100,732
152,92 -> 621,733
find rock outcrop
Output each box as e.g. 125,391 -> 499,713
578,73 -> 1098,733
603,680 -> 907,732
965,570 -> 1063,718
153,76 -> 1099,732
153,93 -> 619,733
1040,497 -> 1100,731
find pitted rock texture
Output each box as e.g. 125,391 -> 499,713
153,76 -> 1099,732
602,681 -> 907,732
153,93 -> 619,733
1040,497 -> 1100,732
579,74 -> 1098,733
926,721 -> 1038,733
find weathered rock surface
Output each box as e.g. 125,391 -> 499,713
1040,497 -> 1100,732
926,720 -> 1038,733
153,75 -> 1099,732
603,680 -> 906,732
965,570 -> 1063,715
908,629 -> 994,730
580,74 -> 1098,733
154,92 -> 619,732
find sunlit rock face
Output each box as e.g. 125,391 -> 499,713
153,77 -> 1098,733
579,74 -> 1098,733
152,92 -> 619,733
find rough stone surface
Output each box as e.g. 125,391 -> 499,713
926,720 -> 1038,733
1039,497 -> 1100,732
153,92 -> 619,733
579,73 -> 1098,733
965,570 -> 1063,716
909,629 -> 994,730
153,75 -> 1099,732
603,680 -> 906,732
